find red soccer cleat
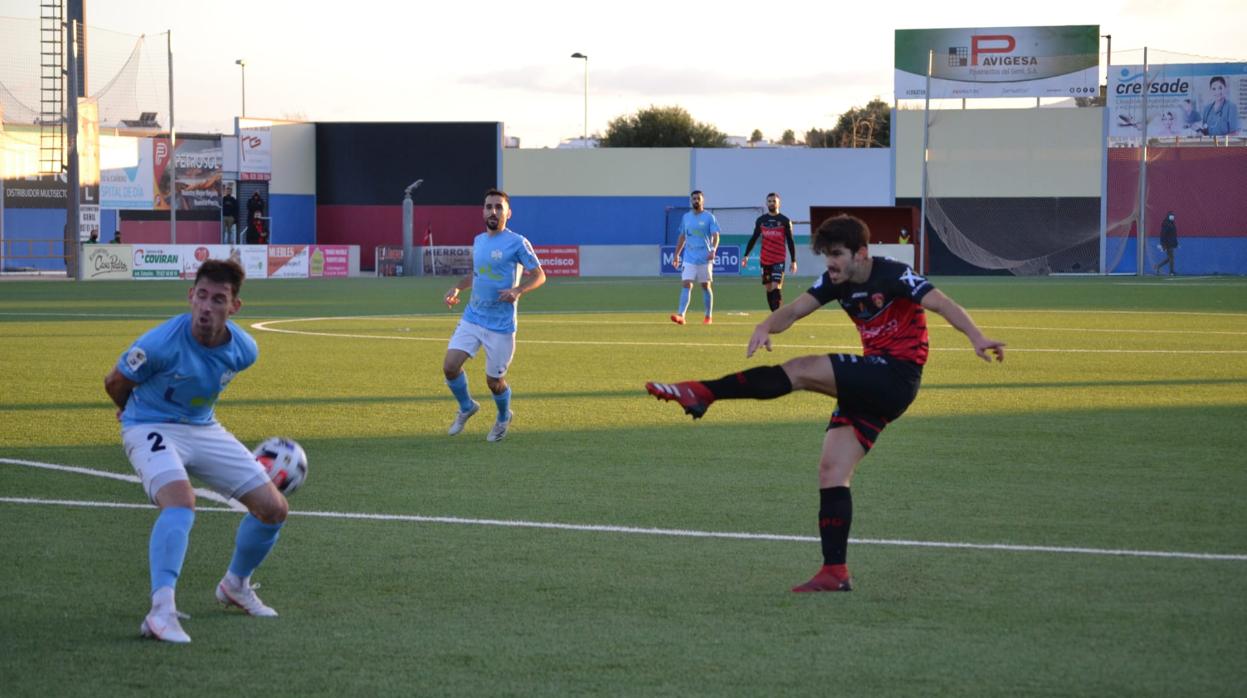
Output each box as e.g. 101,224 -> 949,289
702,316 -> 713,325
791,565 -> 853,593
645,380 -> 715,419
670,314 -> 686,325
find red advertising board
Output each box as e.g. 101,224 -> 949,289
533,245 -> 580,277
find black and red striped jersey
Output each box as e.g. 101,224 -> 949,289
744,213 -> 795,266
806,257 -> 934,365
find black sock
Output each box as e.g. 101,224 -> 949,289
701,365 -> 793,400
766,289 -> 781,311
818,487 -> 852,565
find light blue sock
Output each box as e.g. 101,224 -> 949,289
447,372 -> 474,412
493,386 -> 512,420
227,514 -> 284,579
702,287 -> 714,317
149,507 -> 195,593
677,287 -> 691,315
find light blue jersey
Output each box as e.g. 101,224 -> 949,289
679,210 -> 721,265
115,314 -> 258,427
462,229 -> 542,334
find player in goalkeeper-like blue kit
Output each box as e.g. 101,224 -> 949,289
104,259 -> 290,643
442,189 -> 546,442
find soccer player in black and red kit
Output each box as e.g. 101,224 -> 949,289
646,214 -> 1005,592
741,193 -> 797,311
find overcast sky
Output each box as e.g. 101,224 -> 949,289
4,0 -> 1244,147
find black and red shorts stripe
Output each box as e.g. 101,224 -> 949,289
825,353 -> 922,451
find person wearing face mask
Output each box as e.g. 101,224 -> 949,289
1155,211 -> 1179,276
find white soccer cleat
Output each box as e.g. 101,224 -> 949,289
486,411 -> 514,442
448,401 -> 481,436
140,609 -> 192,644
216,575 -> 278,617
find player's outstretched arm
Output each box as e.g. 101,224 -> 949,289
747,293 -> 820,357
920,289 -> 1005,362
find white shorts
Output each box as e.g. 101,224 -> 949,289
681,262 -> 713,283
122,422 -> 270,502
447,320 -> 517,378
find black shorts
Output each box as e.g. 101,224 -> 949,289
826,353 -> 922,452
761,262 -> 786,285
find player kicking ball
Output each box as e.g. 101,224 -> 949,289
647,215 -> 1004,592
105,259 -> 289,643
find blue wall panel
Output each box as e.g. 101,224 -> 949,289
2,209 -> 67,271
508,196 -> 686,246
269,193 -> 316,244
1113,237 -> 1247,276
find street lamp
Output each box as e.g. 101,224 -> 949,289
235,59 -> 247,117
570,52 -> 588,146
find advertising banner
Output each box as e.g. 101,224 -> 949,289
131,245 -> 183,278
82,244 -> 134,280
1108,63 -> 1247,145
239,124 -> 272,181
173,138 -> 224,211
152,137 -> 174,210
422,246 -> 474,277
660,245 -> 741,276
101,140 -> 155,210
79,204 -> 99,242
895,25 -> 1100,99
533,245 -> 580,277
268,245 -> 310,278
309,245 -> 351,278
2,176 -> 68,209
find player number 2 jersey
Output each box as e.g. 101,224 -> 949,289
806,257 -> 934,365
114,313 -> 259,427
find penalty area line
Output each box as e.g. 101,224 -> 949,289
1,495 -> 1244,563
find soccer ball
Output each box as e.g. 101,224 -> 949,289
253,437 -> 308,495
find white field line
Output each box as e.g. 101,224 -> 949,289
2,460 -> 1245,563
0,458 -> 245,510
249,318 -> 1247,355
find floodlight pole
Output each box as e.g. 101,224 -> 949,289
1137,48 -> 1149,277
168,31 -> 177,243
571,53 -> 588,145
66,19 -> 81,278
235,59 -> 247,117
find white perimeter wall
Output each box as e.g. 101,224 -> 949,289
692,148 -> 894,223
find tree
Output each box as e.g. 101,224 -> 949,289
749,129 -> 764,145
600,105 -> 729,147
804,127 -> 833,148
780,129 -> 796,145
828,98 -> 891,148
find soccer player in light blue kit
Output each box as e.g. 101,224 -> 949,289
104,259 -> 290,644
670,190 -> 721,325
443,189 -> 546,442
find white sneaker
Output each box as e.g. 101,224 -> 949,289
216,575 -> 278,617
140,609 -> 192,644
486,411 -> 514,442
448,401 -> 481,436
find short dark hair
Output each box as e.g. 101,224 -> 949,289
812,214 -> 870,255
195,258 -> 245,298
690,190 -> 703,197
1210,76 -> 1227,88
484,188 -> 510,203
766,192 -> 779,199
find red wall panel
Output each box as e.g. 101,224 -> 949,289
316,204 -> 485,268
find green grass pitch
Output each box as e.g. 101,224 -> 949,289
2,274 -> 1246,696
